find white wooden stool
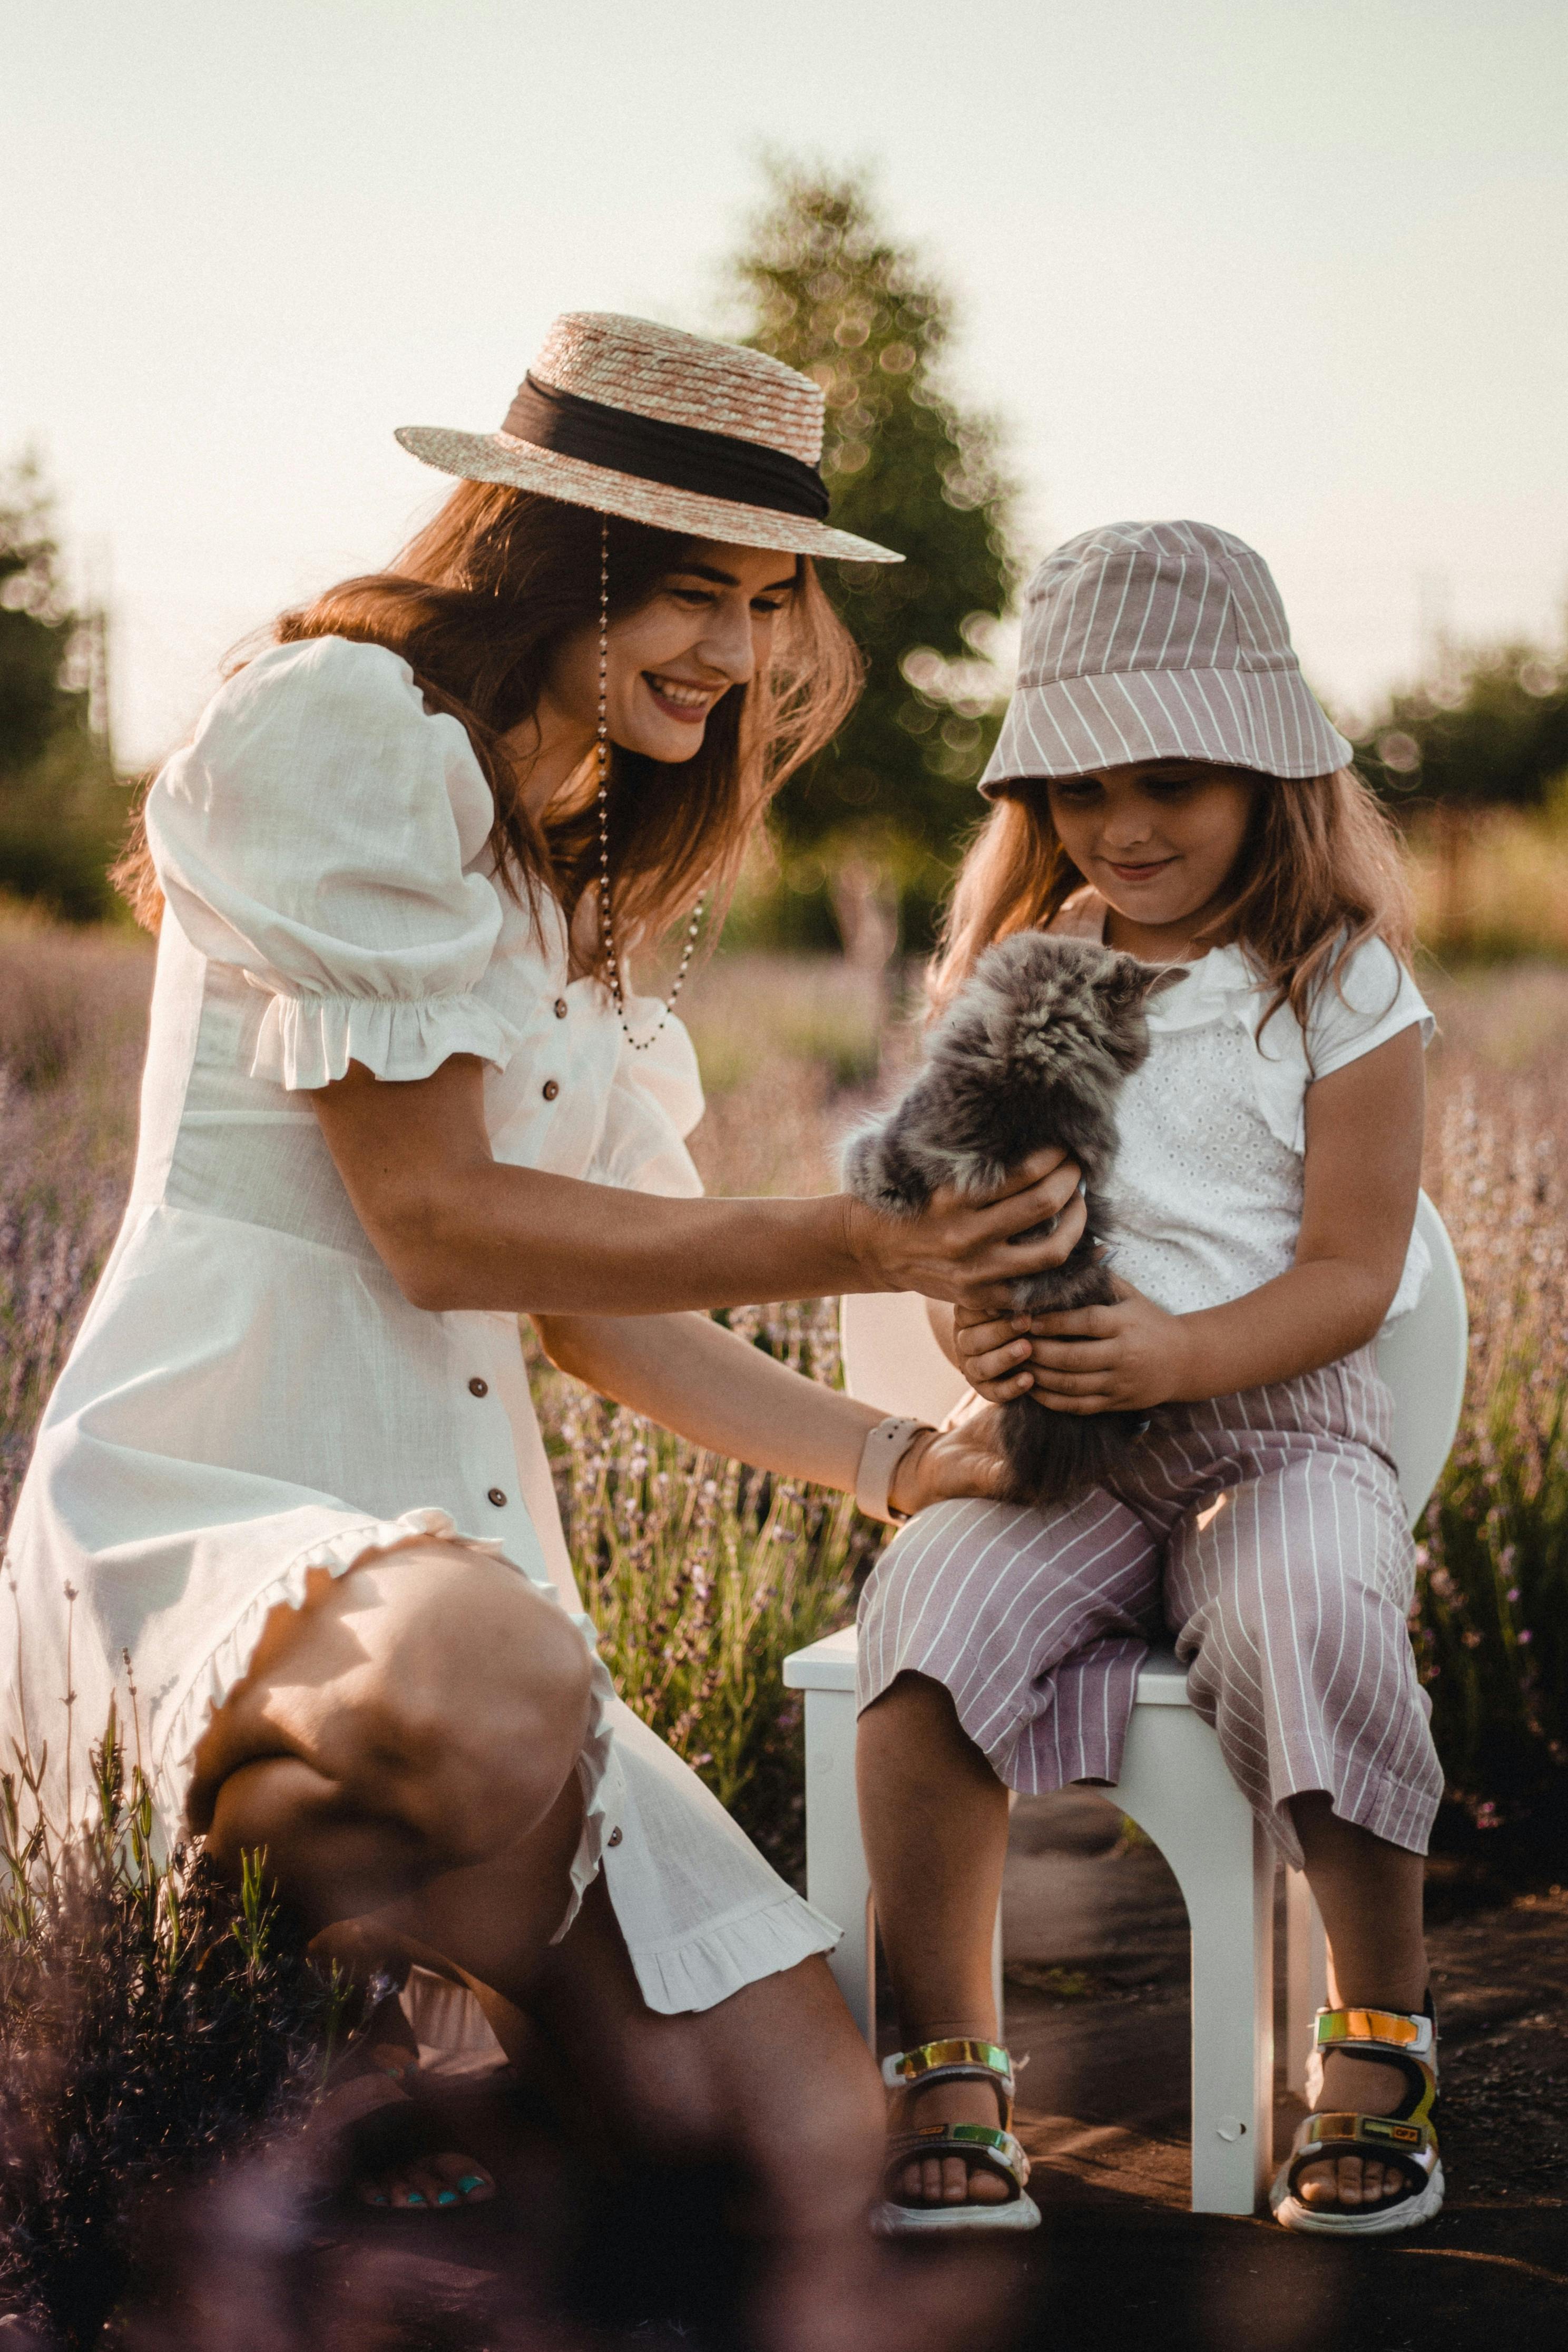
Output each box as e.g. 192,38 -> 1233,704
785,1191 -> 1466,2213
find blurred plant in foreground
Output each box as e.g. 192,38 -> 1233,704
0,1693 -> 342,2348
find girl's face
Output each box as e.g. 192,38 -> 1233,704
1044,759 -> 1259,954
544,539 -> 798,765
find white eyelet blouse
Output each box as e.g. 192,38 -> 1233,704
1048,887 -> 1434,1321
2,637 -> 837,2015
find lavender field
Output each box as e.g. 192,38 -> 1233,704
2,912 -> 1566,1873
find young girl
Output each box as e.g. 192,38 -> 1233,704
856,519 -> 1446,2239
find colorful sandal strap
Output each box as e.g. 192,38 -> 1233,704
885,2122 -> 1032,2198
883,2040 -> 1015,2094
882,2040 -> 1017,2131
1314,2007 -> 1436,2063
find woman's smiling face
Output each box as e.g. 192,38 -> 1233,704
1044,758 -> 1260,953
545,539 -> 799,764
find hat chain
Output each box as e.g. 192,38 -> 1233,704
596,516 -> 705,1054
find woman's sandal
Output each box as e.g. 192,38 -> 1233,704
301,1997 -> 495,2214
1270,2003 -> 1443,2237
874,2039 -> 1041,2235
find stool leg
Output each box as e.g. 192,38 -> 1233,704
1285,1865 -> 1329,2101
803,1685 -> 875,2046
1112,1706 -> 1274,2214
992,1898 -> 1005,2040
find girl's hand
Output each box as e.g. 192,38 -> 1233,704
847,1149 -> 1088,1313
888,1405 -> 1015,1515
954,1280 -> 1193,1415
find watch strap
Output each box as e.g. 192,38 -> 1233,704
855,1415 -> 930,1525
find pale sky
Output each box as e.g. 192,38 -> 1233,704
6,0 -> 1565,767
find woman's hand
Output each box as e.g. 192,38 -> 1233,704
953,1280 -> 1193,1416
846,1149 -> 1088,1313
888,1404 -> 1016,1516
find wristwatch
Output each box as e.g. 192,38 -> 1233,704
855,1415 -> 932,1525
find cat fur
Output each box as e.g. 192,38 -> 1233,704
842,930 -> 1175,1507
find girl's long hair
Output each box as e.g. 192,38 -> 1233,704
115,484 -> 861,977
928,767 -> 1415,1041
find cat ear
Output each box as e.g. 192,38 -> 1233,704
1106,955 -> 1185,1008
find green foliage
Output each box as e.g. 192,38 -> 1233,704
0,455 -> 123,924
1356,639 -> 1568,812
732,163 -> 1019,947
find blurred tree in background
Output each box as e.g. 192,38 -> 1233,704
1354,635 -> 1568,951
0,454 -> 120,922
732,162 -> 1020,955
1356,637 -> 1568,811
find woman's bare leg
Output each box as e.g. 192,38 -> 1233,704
856,1672 -> 1013,2208
192,1539 -> 594,2205
1289,1792 -> 1429,2212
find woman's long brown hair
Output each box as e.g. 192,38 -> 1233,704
115,483 -> 862,978
928,767 -> 1415,1047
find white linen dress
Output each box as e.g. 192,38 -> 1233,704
2,635 -> 838,2014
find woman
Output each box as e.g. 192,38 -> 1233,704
4,316 -> 1084,2341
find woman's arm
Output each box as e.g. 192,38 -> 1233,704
308,1052 -> 1087,1318
952,1025 -> 1425,1412
535,1309 -> 1011,1516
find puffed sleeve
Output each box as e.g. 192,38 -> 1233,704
145,637 -> 523,1089
589,1006 -> 706,1200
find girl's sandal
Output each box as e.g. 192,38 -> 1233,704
1270,2004 -> 1443,2237
873,2039 -> 1042,2235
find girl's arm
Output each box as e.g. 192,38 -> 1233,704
534,1309 -> 1012,1515
954,1026 -> 1425,1413
308,1052 -> 1087,1317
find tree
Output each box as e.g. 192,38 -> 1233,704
731,163 -> 1018,953
0,455 -> 120,923
1355,639 -> 1568,812
1353,635 -> 1568,948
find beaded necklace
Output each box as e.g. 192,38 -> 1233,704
595,516 -> 705,1052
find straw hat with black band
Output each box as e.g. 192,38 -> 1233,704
397,311 -> 903,565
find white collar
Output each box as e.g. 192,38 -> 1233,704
1050,888 -> 1262,1031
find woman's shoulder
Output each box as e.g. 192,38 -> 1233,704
198,635 -> 436,745
153,633 -> 498,894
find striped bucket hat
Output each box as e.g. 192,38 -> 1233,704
980,519 -> 1351,797
397,311 -> 901,566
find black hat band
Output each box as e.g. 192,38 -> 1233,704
500,374 -> 832,522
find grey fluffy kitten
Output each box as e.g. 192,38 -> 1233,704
844,931 -> 1174,1507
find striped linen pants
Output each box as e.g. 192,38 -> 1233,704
857,1348 -> 1444,1865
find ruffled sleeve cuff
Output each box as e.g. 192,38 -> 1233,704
251,988 -> 525,1090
